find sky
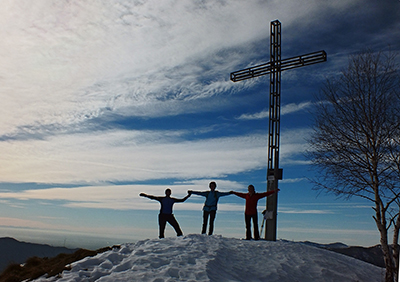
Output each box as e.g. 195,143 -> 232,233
0,0 -> 399,249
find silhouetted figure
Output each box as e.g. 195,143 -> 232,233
140,189 -> 190,239
188,181 -> 232,235
232,185 -> 279,240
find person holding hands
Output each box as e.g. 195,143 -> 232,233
231,185 -> 279,240
188,181 -> 232,235
140,188 -> 190,239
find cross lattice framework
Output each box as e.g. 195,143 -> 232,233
230,20 -> 327,241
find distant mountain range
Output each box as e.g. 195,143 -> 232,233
300,240 -> 385,267
300,241 -> 349,249
0,237 -> 78,273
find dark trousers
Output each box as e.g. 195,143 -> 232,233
245,214 -> 260,240
202,210 -> 216,235
158,213 -> 183,239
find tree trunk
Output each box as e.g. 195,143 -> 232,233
392,213 -> 400,282
376,212 -> 395,282
382,237 -> 395,282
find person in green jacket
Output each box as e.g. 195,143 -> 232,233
188,181 -> 232,235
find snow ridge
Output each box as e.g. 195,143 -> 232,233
34,234 -> 384,282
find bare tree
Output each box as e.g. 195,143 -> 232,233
307,49 -> 400,282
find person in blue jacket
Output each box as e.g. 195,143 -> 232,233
188,181 -> 232,235
140,188 -> 190,239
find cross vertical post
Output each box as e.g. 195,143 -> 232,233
266,20 -> 281,241
230,19 -> 327,241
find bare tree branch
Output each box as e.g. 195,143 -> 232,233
306,49 -> 400,282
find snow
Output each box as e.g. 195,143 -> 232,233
34,234 -> 383,282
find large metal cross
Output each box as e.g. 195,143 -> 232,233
230,20 -> 327,241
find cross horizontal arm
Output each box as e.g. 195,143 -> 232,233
280,50 -> 327,72
230,50 -> 327,82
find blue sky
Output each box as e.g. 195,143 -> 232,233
0,0 -> 399,249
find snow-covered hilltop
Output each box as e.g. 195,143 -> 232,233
33,234 -> 383,282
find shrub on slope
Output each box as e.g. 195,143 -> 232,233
0,246 -> 119,282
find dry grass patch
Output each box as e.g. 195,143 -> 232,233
0,246 -> 120,282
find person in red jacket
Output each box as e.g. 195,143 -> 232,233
231,185 -> 279,240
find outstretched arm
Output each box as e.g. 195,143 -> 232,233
231,191 -> 247,199
258,189 -> 280,199
188,190 -> 208,197
174,193 -> 191,203
139,193 -> 158,201
217,191 -> 233,197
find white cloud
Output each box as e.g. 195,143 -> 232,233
281,102 -> 313,115
237,101 -> 313,120
0,0 -> 360,185
0,216 -> 65,230
280,178 -> 307,184
279,226 -> 376,236
280,128 -> 312,165
279,208 -> 334,214
0,0 -> 269,134
0,130 -> 269,183
0,0 -> 359,134
236,109 -> 269,121
0,182 -> 245,212
0,126 -> 313,184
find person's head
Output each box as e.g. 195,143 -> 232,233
248,185 -> 255,194
209,181 -> 217,191
165,188 -> 172,196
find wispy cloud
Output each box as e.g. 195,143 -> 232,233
0,216 -> 63,230
0,130 -> 269,183
279,226 -> 377,236
236,109 -> 269,121
0,0 -> 272,135
0,126 -> 313,184
0,182 -> 245,211
0,0 -> 371,186
279,208 -> 334,215
236,102 -> 313,120
281,102 -> 313,115
280,178 -> 307,184
0,0 -> 362,135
